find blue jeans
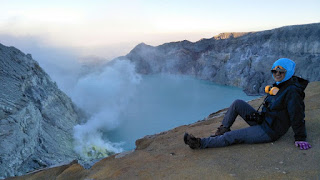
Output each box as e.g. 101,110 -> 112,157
200,99 -> 272,148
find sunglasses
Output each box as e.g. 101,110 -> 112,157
271,69 -> 286,74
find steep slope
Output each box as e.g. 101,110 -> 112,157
10,81 -> 320,180
126,23 -> 320,95
0,43 -> 82,178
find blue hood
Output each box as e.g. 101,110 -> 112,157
271,58 -> 296,85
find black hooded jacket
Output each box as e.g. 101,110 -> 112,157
261,76 -> 308,141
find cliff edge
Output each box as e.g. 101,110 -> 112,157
0,43 -> 83,178
10,81 -> 320,180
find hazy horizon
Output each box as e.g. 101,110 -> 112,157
1,0 -> 319,60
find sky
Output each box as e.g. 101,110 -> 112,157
0,0 -> 319,59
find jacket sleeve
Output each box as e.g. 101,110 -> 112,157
285,87 -> 307,141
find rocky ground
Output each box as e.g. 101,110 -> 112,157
9,81 -> 320,180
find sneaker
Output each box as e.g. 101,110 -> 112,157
184,133 -> 201,149
210,125 -> 230,137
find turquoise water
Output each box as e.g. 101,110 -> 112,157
103,74 -> 259,150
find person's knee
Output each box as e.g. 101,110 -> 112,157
234,99 -> 245,105
231,99 -> 245,109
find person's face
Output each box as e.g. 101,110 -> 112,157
272,68 -> 286,82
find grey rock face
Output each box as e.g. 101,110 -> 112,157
0,43 -> 82,178
126,23 -> 320,95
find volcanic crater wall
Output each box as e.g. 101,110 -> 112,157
0,43 -> 83,178
126,23 -> 320,95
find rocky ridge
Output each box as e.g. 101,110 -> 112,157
126,23 -> 320,95
0,43 -> 83,178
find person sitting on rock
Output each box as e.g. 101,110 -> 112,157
184,58 -> 312,150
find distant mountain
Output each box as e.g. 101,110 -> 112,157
126,23 -> 320,95
0,43 -> 83,178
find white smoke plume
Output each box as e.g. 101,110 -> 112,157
0,34 -> 142,160
71,59 -> 141,160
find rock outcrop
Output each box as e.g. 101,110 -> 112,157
8,82 -> 320,180
126,23 -> 320,95
0,43 -> 83,178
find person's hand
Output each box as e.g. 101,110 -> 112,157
295,141 -> 312,150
